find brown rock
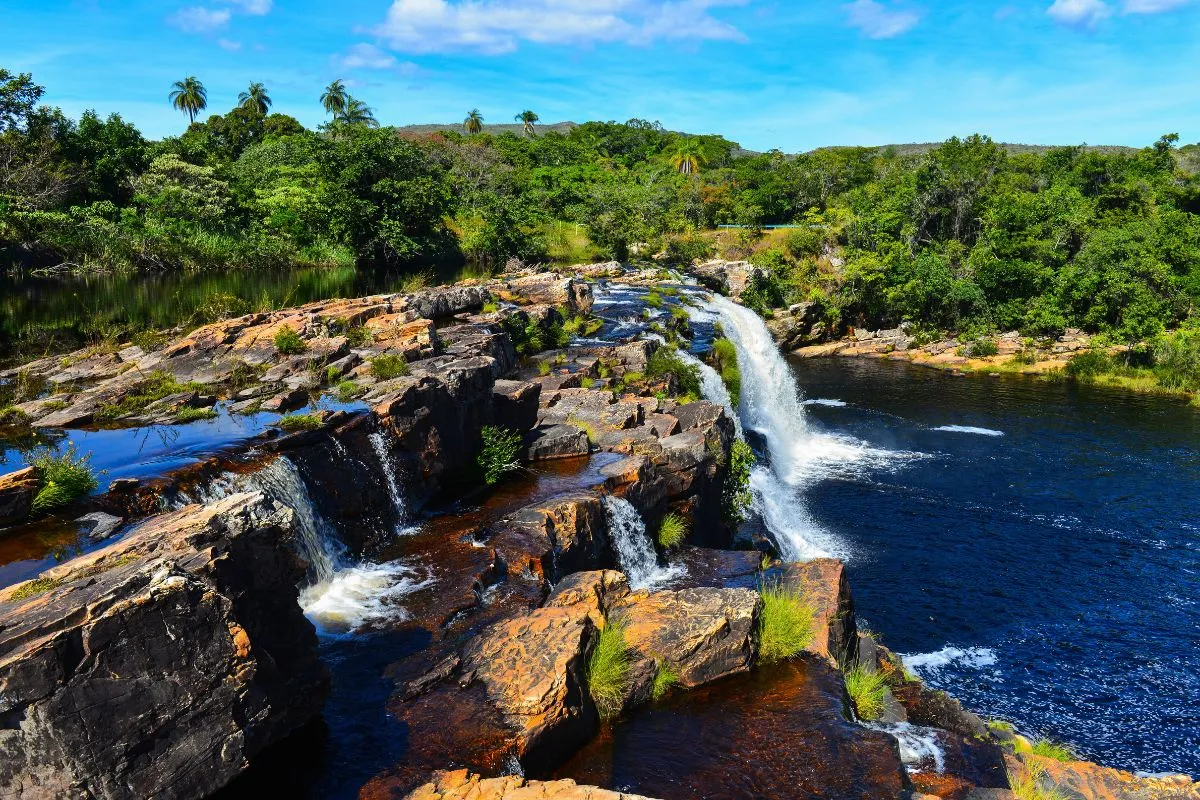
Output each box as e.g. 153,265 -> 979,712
774,559 -> 858,668
526,425 -> 592,461
0,466 -> 38,527
1018,753 -> 1200,800
399,770 -> 660,800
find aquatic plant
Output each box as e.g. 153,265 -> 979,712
277,412 -> 323,431
756,581 -> 814,664
477,425 -> 523,485
30,445 -> 99,514
273,325 -> 306,355
844,664 -> 889,721
657,512 -> 689,550
370,354 -> 410,380
652,661 -> 680,701
587,620 -> 632,719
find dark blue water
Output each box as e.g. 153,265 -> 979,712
794,358 -> 1200,775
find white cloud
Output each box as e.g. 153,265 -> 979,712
843,0 -> 921,39
224,0 -> 273,13
1122,0 -> 1190,12
335,43 -> 396,69
168,6 -> 232,32
217,38 -> 243,51
1047,0 -> 1112,27
373,0 -> 749,55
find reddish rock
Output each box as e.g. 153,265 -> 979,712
774,559 -> 858,668
398,769 -> 660,800
0,466 -> 38,527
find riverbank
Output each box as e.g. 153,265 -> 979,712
1,263 -> 1196,800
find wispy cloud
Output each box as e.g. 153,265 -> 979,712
217,38 -> 243,51
1047,0 -> 1111,27
167,6 -> 232,32
843,0 -> 921,39
224,0 -> 273,13
373,0 -> 750,55
1121,0 -> 1191,12
332,42 -> 425,78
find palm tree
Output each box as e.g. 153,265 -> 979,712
339,97 -> 378,127
238,82 -> 272,116
320,79 -> 348,118
169,76 -> 207,124
464,109 -> 484,135
515,109 -> 539,137
669,138 -> 708,175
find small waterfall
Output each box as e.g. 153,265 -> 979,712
369,431 -> 411,533
674,347 -> 743,437
299,560 -> 435,634
246,457 -> 345,584
603,495 -> 683,590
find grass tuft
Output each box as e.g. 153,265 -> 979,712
1031,739 -> 1074,762
174,406 -> 217,423
7,576 -> 63,601
1010,762 -> 1068,800
756,581 -> 815,664
95,371 -> 205,421
657,512 -> 689,550
844,664 -> 889,721
477,425 -> 523,485
652,661 -> 680,701
587,620 -> 632,719
277,413 -> 324,431
30,445 -> 99,514
370,354 -> 411,380
273,325 -> 306,355
334,380 -> 364,402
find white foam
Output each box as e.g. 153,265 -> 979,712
804,398 -> 848,407
867,722 -> 947,774
902,645 -> 999,678
933,425 -> 1005,437
603,496 -> 684,590
301,561 -> 434,634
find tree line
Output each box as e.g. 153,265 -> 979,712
2,66 -> 1199,347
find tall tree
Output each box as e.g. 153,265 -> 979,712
238,82 -> 272,116
464,109 -> 484,135
168,76 -> 207,124
669,137 -> 707,175
339,97 -> 378,127
514,109 -> 539,137
320,79 -> 348,118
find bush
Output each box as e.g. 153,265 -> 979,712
646,346 -> 702,400
587,621 -> 631,719
477,425 -> 523,485
722,439 -> 754,524
651,661 -> 680,701
844,664 -> 889,721
657,512 -> 689,550
370,354 -> 410,380
756,581 -> 815,664
1152,329 -> 1200,391
1065,349 -> 1114,379
966,337 -> 999,357
662,234 -> 713,266
710,337 -> 741,406
277,413 -> 323,431
785,227 -> 825,259
273,326 -> 306,355
1030,739 -> 1074,762
346,326 -> 372,347
30,445 -> 99,514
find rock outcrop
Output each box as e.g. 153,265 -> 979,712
0,493 -> 328,800
398,770 -> 659,800
774,558 -> 858,667
0,466 -> 38,527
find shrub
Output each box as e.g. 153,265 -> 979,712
966,337 -> 999,357
844,664 -> 889,721
1152,329 -> 1200,391
657,512 -> 689,550
30,445 -> 99,514
662,233 -> 713,266
477,425 -> 523,485
277,413 -> 323,431
273,326 -> 306,355
334,380 -> 363,402
756,581 -> 815,664
346,326 -> 372,347
646,346 -> 701,399
785,227 -> 825,259
370,354 -> 410,380
722,439 -> 755,524
397,271 -> 433,293
175,406 -> 217,423
652,661 -> 680,701
710,338 -> 741,406
587,621 -> 631,719
1065,349 -> 1113,379
1030,739 -> 1074,762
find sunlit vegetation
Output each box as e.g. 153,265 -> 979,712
756,581 -> 815,664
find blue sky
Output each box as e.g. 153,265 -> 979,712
6,0 -> 1200,152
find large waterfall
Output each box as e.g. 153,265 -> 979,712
603,496 -> 682,590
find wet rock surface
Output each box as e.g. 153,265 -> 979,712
396,769 -> 660,800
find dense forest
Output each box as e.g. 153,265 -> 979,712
2,67 -> 1199,355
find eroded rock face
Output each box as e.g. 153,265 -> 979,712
689,260 -> 761,298
0,466 -> 38,527
400,769 -> 660,800
1009,754 -> 1200,800
774,558 -> 858,668
0,493 -> 328,800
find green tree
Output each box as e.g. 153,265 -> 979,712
320,79 -> 348,118
238,82 -> 272,116
0,69 -> 44,132
515,109 -> 539,137
134,153 -> 230,226
168,76 -> 207,124
669,137 -> 707,175
464,109 -> 484,135
338,97 -> 378,127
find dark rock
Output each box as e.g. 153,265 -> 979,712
74,511 -> 124,541
0,466 -> 38,527
525,425 -> 591,461
491,380 -> 540,432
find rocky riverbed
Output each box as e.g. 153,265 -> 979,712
1,263 -> 1196,800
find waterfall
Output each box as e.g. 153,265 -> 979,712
673,347 -> 743,437
603,496 -> 683,590
245,457 -> 345,584
369,431 -> 412,533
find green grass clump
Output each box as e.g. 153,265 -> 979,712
95,371 -> 205,421
645,290 -> 664,308
966,337 -> 1000,357
334,380 -> 364,402
652,661 -> 680,701
722,439 -> 754,524
477,425 -> 523,485
587,621 -> 632,719
7,576 -> 63,601
1030,739 -> 1074,762
346,326 -> 372,347
277,413 -> 324,431
537,360 -> 552,376
1010,762 -> 1068,800
370,354 -> 411,380
756,581 -> 815,664
844,664 -> 889,721
273,325 -> 306,355
482,300 -> 500,313
710,337 -> 741,406
580,376 -> 595,389
566,415 -> 599,445
175,406 -> 217,423
657,512 -> 689,550
30,445 -> 99,514
646,346 -> 701,398
0,406 -> 30,426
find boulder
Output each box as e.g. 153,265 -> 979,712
0,466 -> 38,526
74,511 -> 124,541
689,260 -> 761,298
1012,754 -> 1199,800
773,559 -> 858,667
0,493 -> 329,800
526,425 -> 591,461
398,770 -> 660,800
492,380 -> 541,433
503,494 -> 614,579
408,285 -> 489,320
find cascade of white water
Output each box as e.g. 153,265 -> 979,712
602,495 -> 682,589
245,457 -> 345,584
369,431 -> 411,533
